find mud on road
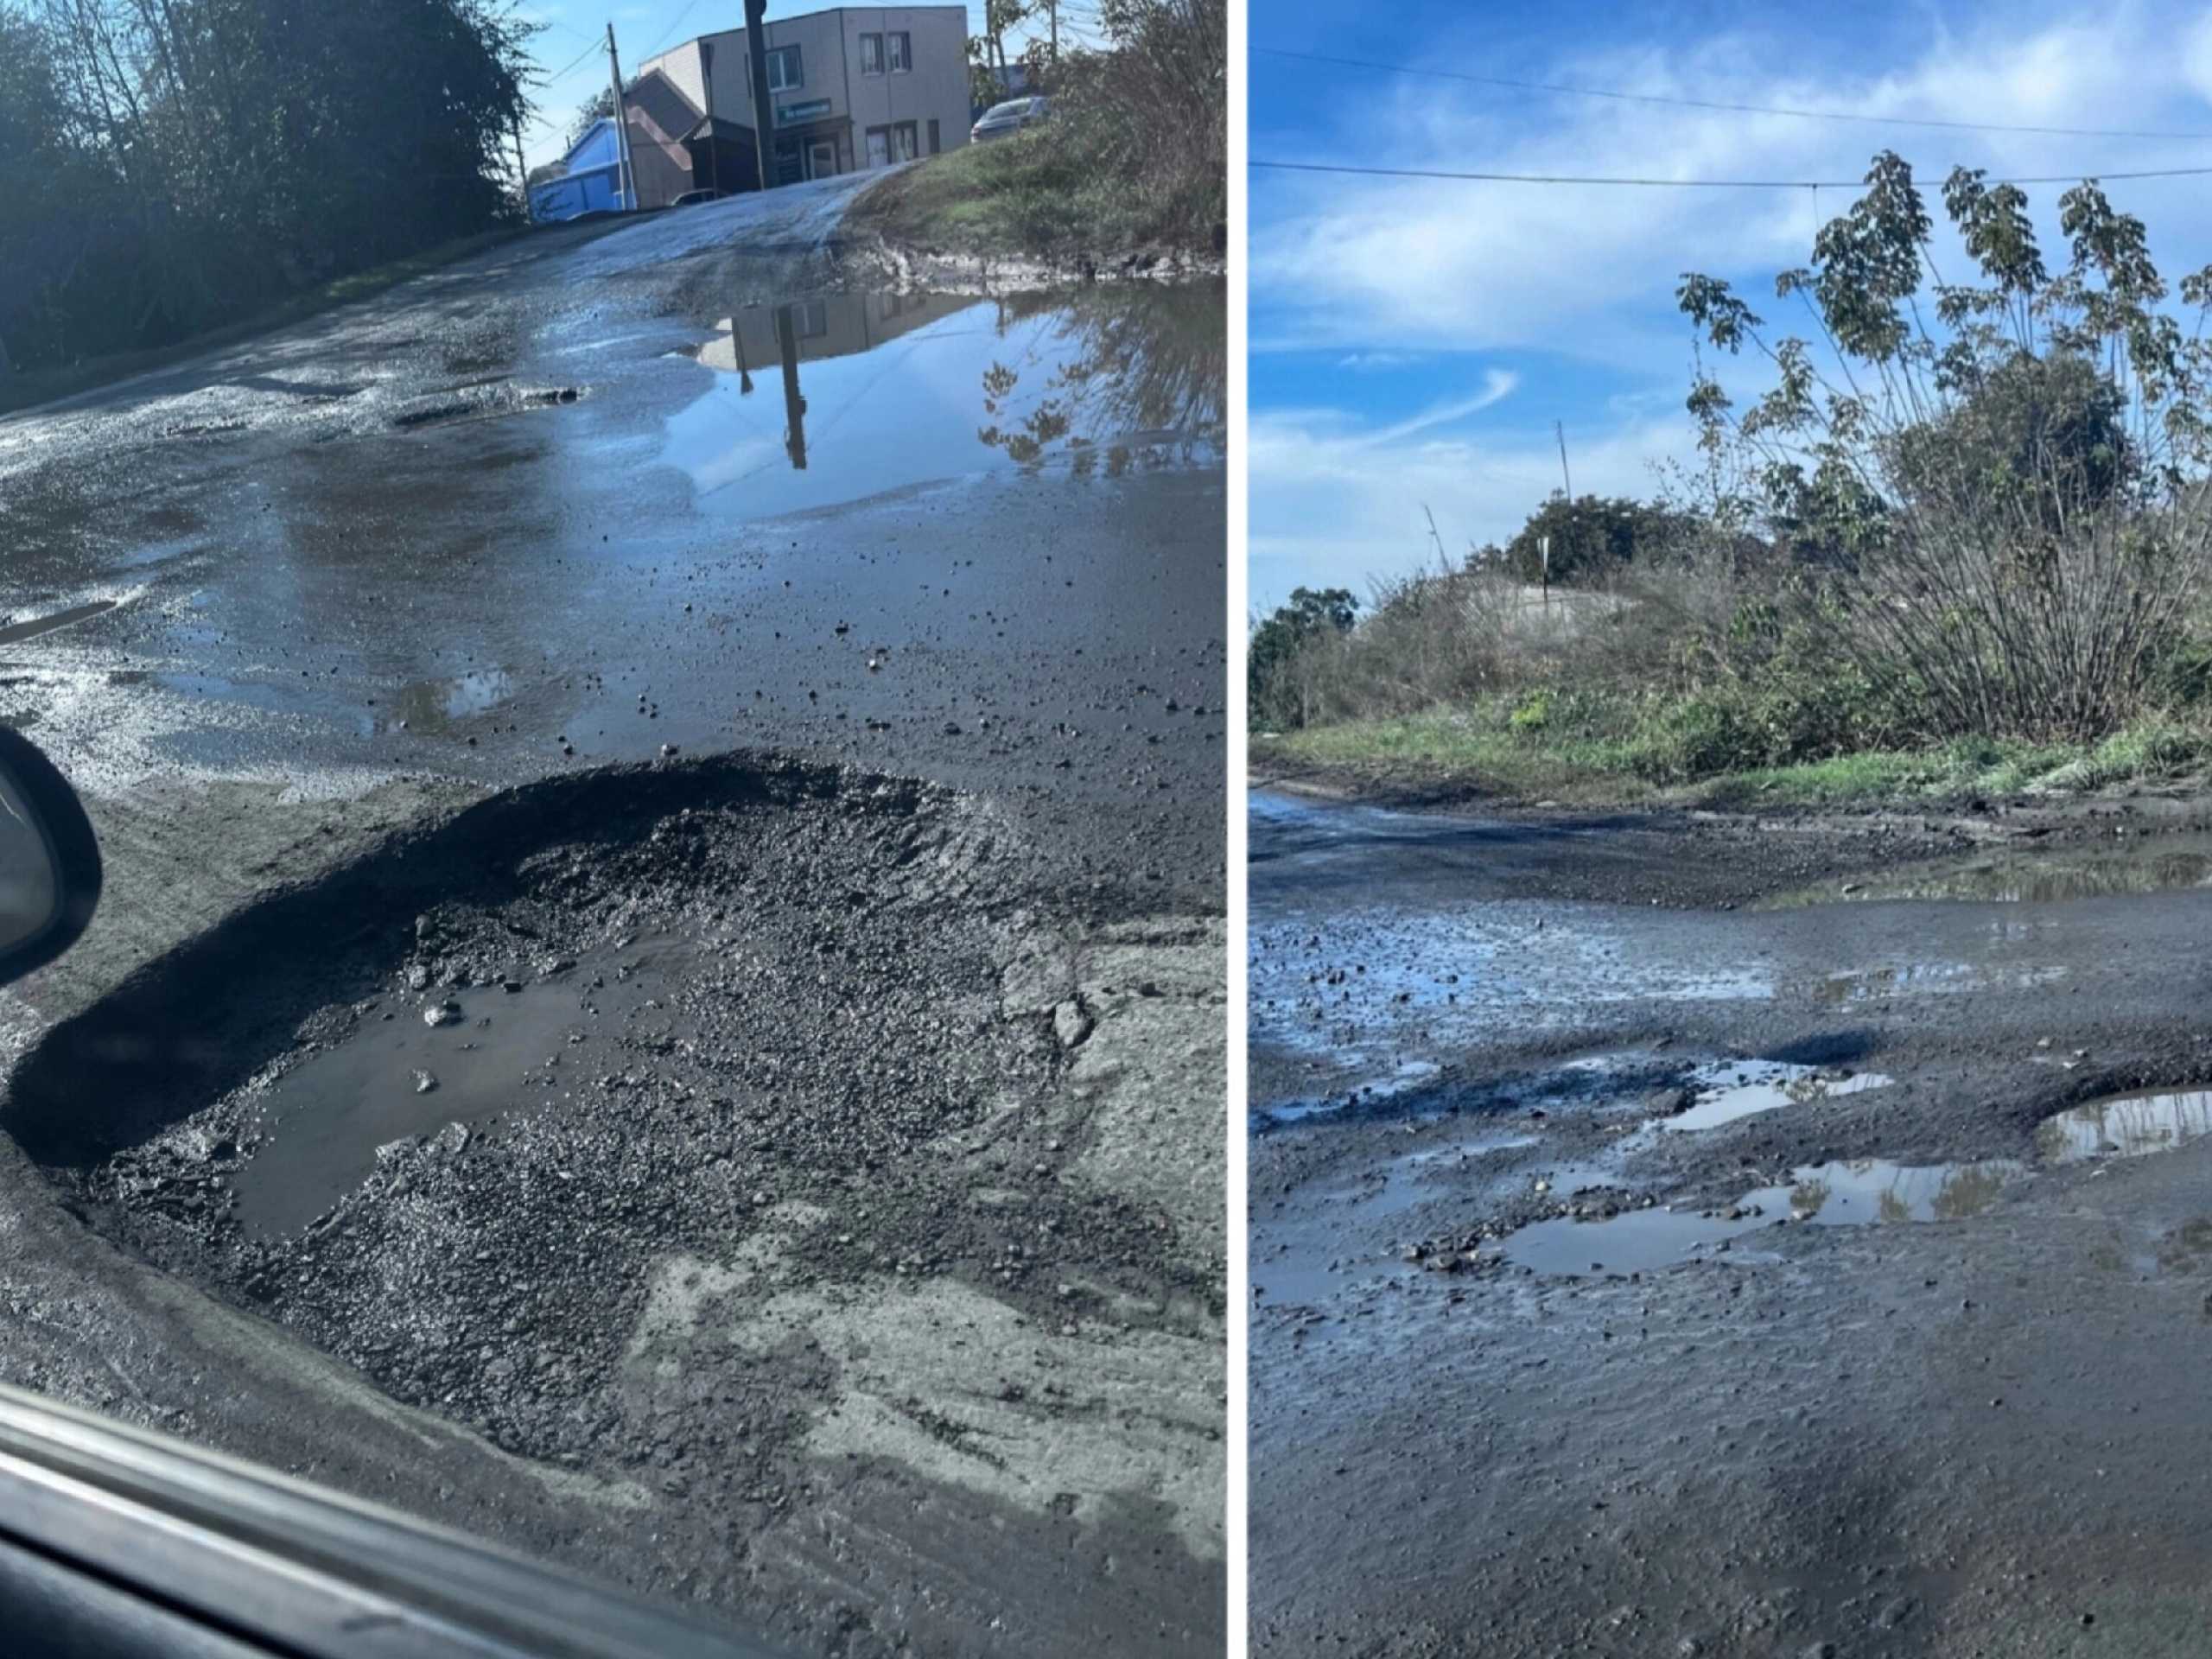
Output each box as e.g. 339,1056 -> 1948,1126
1251,785 -> 2212,1659
0,180 -> 1225,1652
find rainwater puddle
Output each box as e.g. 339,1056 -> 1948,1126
653,285 -> 1223,523
1808,961 -> 2068,1002
1503,1156 -> 2026,1276
0,600 -> 117,646
2037,1089 -> 2212,1164
1762,834 -> 2212,907
1253,1058 -> 1440,1128
232,937 -> 692,1237
383,669 -> 513,733
1658,1060 -> 1893,1132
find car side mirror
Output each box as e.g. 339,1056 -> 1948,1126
0,728 -> 99,987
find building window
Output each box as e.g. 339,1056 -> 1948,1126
892,121 -> 918,162
859,33 -> 883,74
926,118 -> 940,155
793,299 -> 828,339
766,44 -> 802,91
887,31 -> 910,72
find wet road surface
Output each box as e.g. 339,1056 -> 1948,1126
1250,786 -> 2212,1657
0,180 -> 1224,1657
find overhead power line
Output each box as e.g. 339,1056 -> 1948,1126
1255,47 -> 2212,143
541,37 -> 603,82
1250,158 -> 2212,189
640,0 -> 707,59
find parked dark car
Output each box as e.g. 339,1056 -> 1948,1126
971,96 -> 1050,143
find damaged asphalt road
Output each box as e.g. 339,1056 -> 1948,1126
1250,786 -> 2212,1659
0,177 -> 1224,1656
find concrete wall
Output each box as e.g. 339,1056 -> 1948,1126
639,6 -> 969,178
836,7 -> 971,162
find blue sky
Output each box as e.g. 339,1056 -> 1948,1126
1249,0 -> 2212,613
514,1 -> 1078,168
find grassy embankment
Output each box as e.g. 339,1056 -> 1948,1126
1256,702 -> 2212,810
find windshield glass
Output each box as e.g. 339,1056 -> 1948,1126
0,2 -> 1228,1654
984,99 -> 1032,118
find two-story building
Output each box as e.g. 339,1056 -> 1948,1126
636,6 -> 970,194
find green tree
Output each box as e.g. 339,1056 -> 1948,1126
1249,588 -> 1357,729
1678,150 -> 2212,741
1492,493 -> 1691,587
1,0 -> 537,372
567,84 -> 617,154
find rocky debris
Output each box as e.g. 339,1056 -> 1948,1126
62,756 -> 1220,1578
410,1070 -> 438,1095
422,1001 -> 461,1027
1052,997 -> 1095,1050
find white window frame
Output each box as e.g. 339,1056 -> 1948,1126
765,45 -> 802,92
859,33 -> 883,74
891,120 -> 918,162
887,31 -> 911,73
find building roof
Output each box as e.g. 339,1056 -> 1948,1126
625,67 -> 702,145
679,115 -> 755,143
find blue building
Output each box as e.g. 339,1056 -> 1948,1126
527,118 -> 628,223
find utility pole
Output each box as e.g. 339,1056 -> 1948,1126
511,118 -> 530,219
1050,0 -> 1058,67
699,39 -> 721,196
1554,419 -> 1573,499
605,22 -> 636,211
1422,504 -> 1447,569
745,0 -> 776,192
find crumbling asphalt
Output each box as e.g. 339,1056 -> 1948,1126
0,175 -> 1224,1656
1250,785 -> 2212,1658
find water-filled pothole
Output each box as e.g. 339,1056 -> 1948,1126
1656,1059 -> 1892,1131
2037,1089 -> 2212,1164
1760,834 -> 2212,907
1503,1156 -> 2028,1276
1498,1086 -> 2212,1277
1,754 -> 1183,1484
231,935 -> 694,1236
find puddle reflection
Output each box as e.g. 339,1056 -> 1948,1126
1503,1155 -> 2026,1276
2038,1089 -> 2212,1164
1658,1059 -> 1892,1132
657,286 -> 1224,520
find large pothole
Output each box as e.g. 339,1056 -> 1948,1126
3,753 -> 1220,1530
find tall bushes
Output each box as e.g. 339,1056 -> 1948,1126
0,0 -> 533,372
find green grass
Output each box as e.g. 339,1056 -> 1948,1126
1255,699 -> 2212,810
849,123 -> 1221,261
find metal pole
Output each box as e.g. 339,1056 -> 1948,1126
511,118 -> 530,218
606,23 -> 635,210
745,0 -> 776,192
700,40 -> 721,196
1554,419 -> 1573,499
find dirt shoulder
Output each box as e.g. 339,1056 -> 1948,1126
1252,744 -> 2212,874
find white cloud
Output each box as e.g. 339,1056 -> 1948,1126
1252,3 -> 2212,359
1357,370 -> 1519,448
1335,351 -> 1425,371
1249,404 -> 1699,613
1249,1 -> 2212,606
